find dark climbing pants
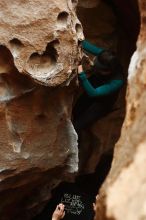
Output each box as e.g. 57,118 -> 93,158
73,93 -> 114,132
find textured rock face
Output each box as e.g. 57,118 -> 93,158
0,70 -> 78,220
94,1 -> 146,220
0,0 -> 142,219
107,143 -> 146,220
0,0 -> 82,219
0,0 -> 83,86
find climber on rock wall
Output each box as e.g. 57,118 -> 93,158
73,40 -> 124,132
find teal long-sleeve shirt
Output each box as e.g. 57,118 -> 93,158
79,72 -> 123,97
80,40 -> 124,97
82,40 -> 104,56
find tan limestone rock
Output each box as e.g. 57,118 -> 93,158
0,0 -> 84,86
0,71 -> 79,219
107,142 -> 146,220
94,1 -> 146,220
0,0 -> 83,219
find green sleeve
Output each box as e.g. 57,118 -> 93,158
79,72 -> 123,97
82,40 -> 104,56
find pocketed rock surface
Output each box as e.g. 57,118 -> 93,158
0,0 -> 83,219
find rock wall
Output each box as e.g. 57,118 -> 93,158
0,0 -> 142,219
0,0 -> 84,86
94,0 -> 146,220
0,0 -> 83,219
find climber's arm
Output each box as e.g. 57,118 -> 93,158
81,40 -> 104,56
79,71 -> 123,97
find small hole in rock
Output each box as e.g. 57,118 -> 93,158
9,38 -> 23,48
72,0 -> 78,6
9,38 -> 23,57
75,23 -> 83,34
75,23 -> 83,40
36,114 -> 46,120
28,40 -> 59,78
57,11 -> 69,28
78,40 -> 82,46
50,39 -> 60,48
0,45 -> 16,74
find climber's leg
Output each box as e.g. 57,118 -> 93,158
73,101 -> 109,132
72,93 -> 93,121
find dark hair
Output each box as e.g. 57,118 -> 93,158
101,50 -> 118,66
92,50 -> 120,75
